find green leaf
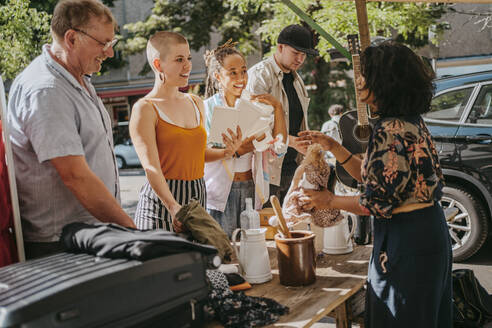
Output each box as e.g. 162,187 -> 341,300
0,0 -> 51,80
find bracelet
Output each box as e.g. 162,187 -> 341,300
339,153 -> 353,165
233,151 -> 240,159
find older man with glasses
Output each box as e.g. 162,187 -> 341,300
7,0 -> 135,260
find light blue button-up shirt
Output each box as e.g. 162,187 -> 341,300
7,45 -> 119,242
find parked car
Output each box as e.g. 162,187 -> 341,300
114,139 -> 141,169
424,70 -> 492,261
113,121 -> 130,145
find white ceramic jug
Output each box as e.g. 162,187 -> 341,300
322,214 -> 357,255
231,228 -> 272,284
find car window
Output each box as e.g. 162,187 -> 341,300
425,87 -> 474,121
466,84 -> 492,125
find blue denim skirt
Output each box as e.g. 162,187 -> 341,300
365,203 -> 453,328
209,180 -> 255,237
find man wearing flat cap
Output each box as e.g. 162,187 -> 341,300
246,24 -> 319,204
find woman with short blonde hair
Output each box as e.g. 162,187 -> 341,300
130,31 -> 241,232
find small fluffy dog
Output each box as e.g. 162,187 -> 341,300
282,144 -> 344,227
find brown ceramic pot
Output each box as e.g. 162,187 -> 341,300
275,230 -> 316,286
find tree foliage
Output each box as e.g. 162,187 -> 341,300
302,58 -> 357,130
226,0 -> 449,128
26,0 -> 124,75
227,0 -> 449,60
120,0 -> 450,127
26,0 -> 116,13
122,0 -> 266,74
0,0 -> 119,81
0,0 -> 51,80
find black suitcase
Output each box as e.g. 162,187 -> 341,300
0,251 -> 212,328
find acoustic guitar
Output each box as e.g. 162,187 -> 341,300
335,34 -> 377,189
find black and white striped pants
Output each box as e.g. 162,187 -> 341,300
134,178 -> 206,231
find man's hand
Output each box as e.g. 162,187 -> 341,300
51,155 -> 136,228
289,135 -> 311,155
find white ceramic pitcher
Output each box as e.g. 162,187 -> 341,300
231,228 -> 272,284
322,214 -> 357,255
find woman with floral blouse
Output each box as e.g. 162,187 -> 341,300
298,41 -> 452,328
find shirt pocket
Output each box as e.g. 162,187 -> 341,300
299,93 -> 310,112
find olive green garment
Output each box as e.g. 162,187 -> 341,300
176,200 -> 234,262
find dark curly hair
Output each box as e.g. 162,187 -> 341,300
359,41 -> 435,118
203,39 -> 245,98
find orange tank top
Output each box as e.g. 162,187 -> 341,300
149,96 -> 207,181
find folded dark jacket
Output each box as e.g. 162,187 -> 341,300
61,222 -> 217,261
176,200 -> 234,262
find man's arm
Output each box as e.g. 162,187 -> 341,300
51,155 -> 136,228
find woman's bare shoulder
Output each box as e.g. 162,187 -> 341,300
133,97 -> 153,110
188,94 -> 205,114
132,98 -> 157,115
130,98 -> 158,125
188,93 -> 204,106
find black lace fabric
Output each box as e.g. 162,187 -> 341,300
205,270 -> 289,327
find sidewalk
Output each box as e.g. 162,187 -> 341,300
119,169 -> 145,219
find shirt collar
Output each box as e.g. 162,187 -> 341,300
267,56 -> 284,78
42,44 -> 90,92
267,55 -> 301,82
216,91 -> 241,108
213,93 -> 224,106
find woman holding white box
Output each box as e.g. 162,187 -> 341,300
203,40 -> 287,237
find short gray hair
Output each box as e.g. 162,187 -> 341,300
328,104 -> 343,116
51,0 -> 117,41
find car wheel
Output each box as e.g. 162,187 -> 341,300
441,185 -> 488,262
116,155 -> 126,169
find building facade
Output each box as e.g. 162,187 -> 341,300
431,3 -> 492,77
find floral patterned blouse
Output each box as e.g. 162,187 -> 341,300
359,116 -> 444,218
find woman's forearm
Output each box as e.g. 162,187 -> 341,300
331,144 -> 363,182
144,167 -> 180,212
332,195 -> 370,216
205,148 -> 228,162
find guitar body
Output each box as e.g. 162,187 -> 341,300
335,110 -> 378,188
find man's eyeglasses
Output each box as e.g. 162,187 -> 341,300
73,28 -> 118,51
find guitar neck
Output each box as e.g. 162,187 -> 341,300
352,55 -> 369,127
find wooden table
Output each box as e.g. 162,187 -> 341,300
244,242 -> 372,328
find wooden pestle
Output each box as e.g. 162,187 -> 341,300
270,195 -> 292,238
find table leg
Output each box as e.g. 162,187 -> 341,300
335,301 -> 352,328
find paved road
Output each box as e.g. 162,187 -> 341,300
119,168 -> 492,326
119,168 -> 145,219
